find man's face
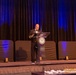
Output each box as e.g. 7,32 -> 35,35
35,24 -> 39,31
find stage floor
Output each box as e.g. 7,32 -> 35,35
0,60 -> 76,75
0,60 -> 76,67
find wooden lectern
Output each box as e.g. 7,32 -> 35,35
36,32 -> 50,60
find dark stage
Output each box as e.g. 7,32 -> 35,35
0,0 -> 76,75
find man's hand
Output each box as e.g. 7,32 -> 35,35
29,34 -> 34,39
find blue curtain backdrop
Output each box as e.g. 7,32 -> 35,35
0,0 -> 76,42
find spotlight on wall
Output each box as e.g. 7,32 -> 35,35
4,58 -> 9,63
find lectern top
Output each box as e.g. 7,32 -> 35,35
37,32 -> 50,38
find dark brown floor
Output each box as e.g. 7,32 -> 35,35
1,60 -> 76,67
0,60 -> 76,75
